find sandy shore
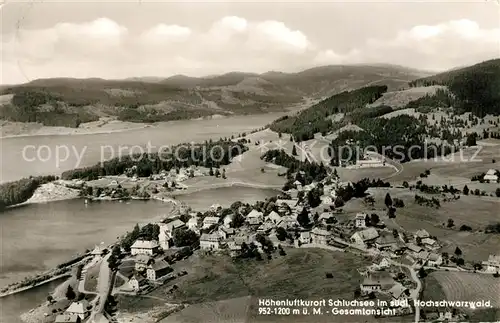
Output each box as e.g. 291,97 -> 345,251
24,182 -> 81,204
0,118 -> 151,139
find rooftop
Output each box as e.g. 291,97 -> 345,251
311,227 -> 330,236
247,209 -> 264,218
354,228 -> 379,241
66,300 -> 89,315
131,240 -> 159,250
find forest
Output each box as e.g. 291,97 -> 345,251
0,175 -> 57,210
61,140 -> 247,180
269,85 -> 388,141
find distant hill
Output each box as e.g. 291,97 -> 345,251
409,58 -> 500,116
0,64 -> 428,127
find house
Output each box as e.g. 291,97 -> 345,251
415,229 -> 430,239
247,209 -> 264,225
277,215 -> 299,229
406,243 -> 423,253
223,214 -> 233,228
200,233 -> 223,250
55,314 -> 81,323
146,260 -> 173,281
66,300 -> 90,320
128,274 -> 147,292
294,180 -> 303,190
187,217 -> 199,232
220,226 -> 235,237
482,254 -> 500,272
388,283 -> 408,301
421,238 -> 438,249
266,211 -> 282,225
321,195 -> 334,205
91,245 -> 105,256
360,272 -> 394,294
310,228 -> 330,244
415,250 -> 430,261
378,258 -> 391,269
299,231 -> 311,244
355,213 -> 367,228
427,253 -> 443,266
351,228 -> 379,247
203,216 -> 220,229
210,204 -> 222,212
484,169 -> 499,182
257,222 -> 274,234
134,254 -> 153,271
275,199 -> 298,214
228,241 -> 242,257
375,232 -> 398,250
131,240 -> 160,256
159,220 -> 186,250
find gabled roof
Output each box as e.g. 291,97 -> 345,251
486,169 -> 497,175
422,238 -> 436,246
376,232 -> 397,246
311,227 -> 330,236
428,253 -> 441,261
267,211 -> 281,222
388,283 -> 408,299
353,228 -> 379,241
134,254 -> 152,264
164,219 -> 185,231
203,216 -> 220,223
200,233 -> 221,242
300,231 -> 311,239
415,229 -> 430,238
131,240 -> 159,250
150,259 -> 171,271
276,199 -> 298,207
247,209 -> 264,218
487,254 -> 500,263
355,213 -> 367,220
66,300 -> 89,315
406,243 -> 423,253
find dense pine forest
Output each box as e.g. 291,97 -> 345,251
0,176 -> 57,210
270,85 -> 388,141
409,59 -> 500,117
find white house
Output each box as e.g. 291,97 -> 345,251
321,195 -> 334,205
311,227 -> 331,245
427,253 -> 443,266
355,213 -> 367,228
203,216 -> 220,229
351,228 -> 379,247
299,231 -> 311,244
360,272 -> 394,294
422,238 -> 438,249
223,214 -> 233,228
415,229 -> 430,239
388,283 -> 408,301
484,169 -> 499,183
187,217 -> 199,233
247,209 -> 264,225
482,254 -> 500,273
128,274 -> 147,292
266,211 -> 282,225
131,240 -> 159,256
66,300 -> 90,320
200,233 -> 223,250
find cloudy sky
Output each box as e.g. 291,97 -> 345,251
1,0 -> 499,84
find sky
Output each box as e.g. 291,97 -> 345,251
0,0 -> 499,84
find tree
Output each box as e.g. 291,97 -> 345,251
465,133 -> 477,147
65,286 -> 76,300
454,246 -> 462,257
447,218 -> 455,228
387,206 -> 396,218
47,295 -> 54,304
173,228 -> 199,247
384,193 -> 393,208
370,213 -> 380,226
418,267 -> 427,278
292,145 -> 297,156
209,167 -> 214,176
364,196 -> 375,207
231,212 -> 245,228
297,207 -> 310,228
222,168 -> 226,179
306,188 -> 322,208
214,168 -> 221,178
496,187 -> 500,197
463,185 -> 469,195
276,227 -> 287,241
456,258 -> 465,266
354,287 -> 361,298
416,236 -> 422,246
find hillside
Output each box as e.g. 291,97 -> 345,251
409,58 -> 500,116
0,64 -> 428,127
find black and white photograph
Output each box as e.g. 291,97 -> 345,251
1,1 -> 499,322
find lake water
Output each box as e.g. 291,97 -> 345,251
0,186 -> 280,322
0,113 -> 283,183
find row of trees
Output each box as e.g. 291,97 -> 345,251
62,139 -> 247,180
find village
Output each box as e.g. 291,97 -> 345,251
48,165 -> 500,323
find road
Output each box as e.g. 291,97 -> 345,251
89,253 -> 112,323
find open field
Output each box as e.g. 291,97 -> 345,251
423,272 -> 500,308
118,248 -> 370,314
84,262 -> 101,293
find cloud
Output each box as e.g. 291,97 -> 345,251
1,16 -> 498,84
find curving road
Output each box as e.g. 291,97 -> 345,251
88,254 -> 112,323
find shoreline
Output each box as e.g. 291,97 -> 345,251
0,273 -> 72,298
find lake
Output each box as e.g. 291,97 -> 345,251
0,186 -> 280,322
0,113 -> 283,183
